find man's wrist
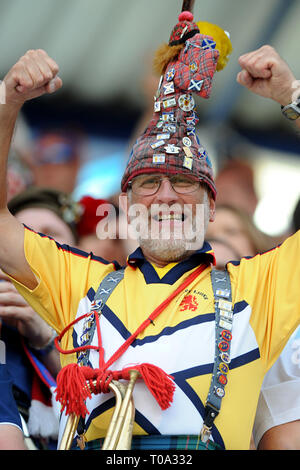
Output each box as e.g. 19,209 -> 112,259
279,80 -> 300,107
28,327 -> 57,353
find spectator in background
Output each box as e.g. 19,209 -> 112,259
0,186 -> 81,449
214,159 -> 258,216
0,361 -> 27,449
205,203 -> 274,261
77,195 -> 127,266
31,129 -> 83,194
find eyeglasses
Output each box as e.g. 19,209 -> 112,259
128,174 -> 201,196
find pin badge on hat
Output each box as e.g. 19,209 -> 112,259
183,136 -> 192,147
154,101 -> 161,112
151,140 -> 165,149
183,146 -> 193,158
188,79 -> 204,92
163,81 -> 175,95
153,154 -> 166,164
163,97 -> 177,109
183,156 -> 193,170
178,94 -> 195,112
163,123 -> 177,134
162,111 -> 175,122
187,127 -> 196,136
189,61 -> 198,72
164,144 -> 180,154
157,133 -> 170,140
166,67 -> 175,81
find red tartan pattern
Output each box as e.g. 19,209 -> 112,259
121,33 -> 219,199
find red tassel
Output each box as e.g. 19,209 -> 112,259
136,364 -> 175,410
55,363 -> 93,417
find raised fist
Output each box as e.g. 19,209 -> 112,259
3,49 -> 62,108
237,45 -> 299,106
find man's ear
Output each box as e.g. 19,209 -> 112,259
209,197 -> 216,222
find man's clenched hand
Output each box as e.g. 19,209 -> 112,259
3,49 -> 62,108
237,45 -> 300,107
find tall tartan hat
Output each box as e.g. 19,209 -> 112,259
121,10 -> 232,200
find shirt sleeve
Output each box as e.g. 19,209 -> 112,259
9,227 -> 116,335
227,230 -> 300,370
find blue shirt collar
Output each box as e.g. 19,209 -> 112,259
127,241 -> 216,268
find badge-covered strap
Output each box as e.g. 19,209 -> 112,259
77,269 -> 125,366
200,268 -> 233,444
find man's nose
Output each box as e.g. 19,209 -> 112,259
155,178 -> 179,203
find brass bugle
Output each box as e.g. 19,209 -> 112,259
103,369 -> 140,450
58,369 -> 140,450
59,412 -> 80,450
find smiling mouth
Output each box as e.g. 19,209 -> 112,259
152,213 -> 186,222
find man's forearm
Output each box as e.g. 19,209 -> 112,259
0,104 -> 20,209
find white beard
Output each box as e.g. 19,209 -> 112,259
136,195 -> 211,263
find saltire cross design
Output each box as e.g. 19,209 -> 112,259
188,79 -> 204,92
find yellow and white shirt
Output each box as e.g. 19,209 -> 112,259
11,227 -> 300,450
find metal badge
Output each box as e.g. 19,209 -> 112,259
166,67 -> 175,82
178,94 -> 195,112
151,140 -> 165,149
157,133 -> 170,140
220,309 -> 233,320
163,124 -> 176,134
221,330 -> 232,342
218,299 -> 233,312
186,116 -> 196,127
188,79 -> 204,92
183,146 -> 193,158
218,340 -> 229,352
182,136 -> 192,147
163,97 -> 177,109
164,144 -> 180,154
220,352 -> 230,364
187,127 -> 196,136
189,61 -> 198,73
163,81 -> 175,95
219,362 -> 229,374
217,373 -> 228,386
162,112 -> 175,122
219,318 -> 232,331
216,289 -> 230,298
201,38 -> 216,50
153,154 -> 165,164
154,101 -> 161,112
183,156 -> 193,170
214,386 -> 225,398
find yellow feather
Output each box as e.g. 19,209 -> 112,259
196,21 -> 233,71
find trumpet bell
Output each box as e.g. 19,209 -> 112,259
58,370 -> 140,451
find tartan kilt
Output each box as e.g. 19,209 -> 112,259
75,435 -> 222,451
